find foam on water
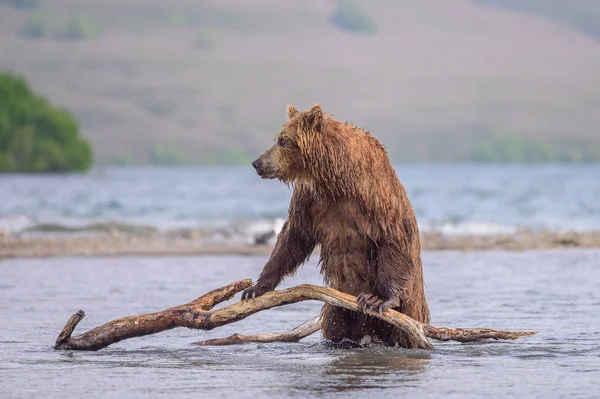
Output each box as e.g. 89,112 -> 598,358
1,164 -> 599,238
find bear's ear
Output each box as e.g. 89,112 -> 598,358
305,103 -> 324,132
286,104 -> 299,119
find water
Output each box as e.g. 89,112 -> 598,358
1,164 -> 599,236
1,249 -> 599,398
1,164 -> 599,396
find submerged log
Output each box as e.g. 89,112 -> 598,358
196,316 -> 323,346
55,279 -> 537,351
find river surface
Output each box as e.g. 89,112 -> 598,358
1,249 -> 599,398
1,164 -> 600,236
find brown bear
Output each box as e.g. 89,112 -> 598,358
242,104 -> 430,348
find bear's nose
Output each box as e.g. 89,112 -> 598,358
252,159 -> 261,170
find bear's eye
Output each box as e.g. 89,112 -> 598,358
278,137 -> 287,147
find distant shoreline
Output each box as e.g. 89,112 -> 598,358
2,229 -> 600,259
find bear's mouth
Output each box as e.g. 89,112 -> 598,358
252,158 -> 278,179
256,168 -> 277,179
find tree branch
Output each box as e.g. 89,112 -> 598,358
54,280 -> 537,351
195,316 -> 323,346
424,325 -> 538,342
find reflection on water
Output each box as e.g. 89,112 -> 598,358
320,349 -> 431,393
1,249 -> 600,398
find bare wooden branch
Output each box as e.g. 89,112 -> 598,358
424,325 -> 538,342
55,310 -> 85,348
54,279 -> 253,351
54,280 -> 538,351
196,316 -> 323,346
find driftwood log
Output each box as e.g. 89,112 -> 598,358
196,315 -> 324,346
55,279 -> 537,351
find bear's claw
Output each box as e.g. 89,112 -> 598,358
357,293 -> 395,314
241,284 -> 272,301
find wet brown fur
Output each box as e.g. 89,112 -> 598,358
243,104 -> 430,348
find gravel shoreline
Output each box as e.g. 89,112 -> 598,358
2,229 -> 600,259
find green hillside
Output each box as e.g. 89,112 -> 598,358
1,0 -> 599,164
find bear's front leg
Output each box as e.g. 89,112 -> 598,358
240,254 -> 283,300
241,218 -> 315,300
357,242 -> 414,313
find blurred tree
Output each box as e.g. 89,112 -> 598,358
330,0 -> 377,35
0,0 -> 39,9
0,73 -> 93,173
469,134 -> 600,163
149,144 -> 190,165
61,15 -> 100,40
22,13 -> 100,41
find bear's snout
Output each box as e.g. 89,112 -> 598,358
252,152 -> 278,179
252,157 -> 271,178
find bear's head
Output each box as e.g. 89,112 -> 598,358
252,103 -> 326,184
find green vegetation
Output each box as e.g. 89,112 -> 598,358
0,0 -> 39,9
204,148 -> 253,165
102,153 -> 134,166
149,145 -> 190,166
146,144 -> 252,166
469,134 -> 600,163
82,7 -> 290,35
330,0 -> 378,35
168,11 -> 188,28
0,73 -> 93,173
22,13 -> 100,40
